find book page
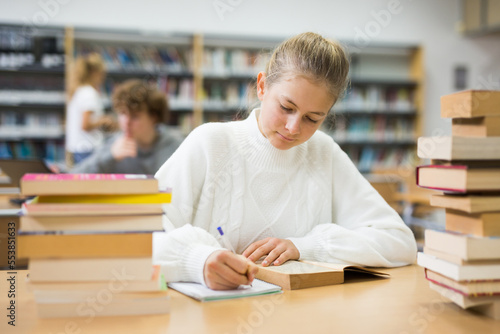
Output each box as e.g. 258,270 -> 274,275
259,261 -> 341,274
301,261 -> 390,277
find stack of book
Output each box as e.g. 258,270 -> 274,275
18,173 -> 171,318
416,90 -> 500,319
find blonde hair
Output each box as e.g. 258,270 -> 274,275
68,53 -> 106,98
265,32 -> 350,102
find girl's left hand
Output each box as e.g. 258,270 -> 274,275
242,237 -> 300,267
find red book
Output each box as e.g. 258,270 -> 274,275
21,173 -> 158,196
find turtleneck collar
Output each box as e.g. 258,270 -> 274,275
233,108 -> 307,172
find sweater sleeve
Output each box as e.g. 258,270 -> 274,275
153,126 -> 224,284
288,143 -> 417,267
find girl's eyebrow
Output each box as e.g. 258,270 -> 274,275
281,95 -> 327,116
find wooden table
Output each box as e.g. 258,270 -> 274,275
1,265 -> 499,334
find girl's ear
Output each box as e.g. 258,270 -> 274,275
256,72 -> 266,101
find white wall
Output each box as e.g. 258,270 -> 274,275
1,0 -> 500,136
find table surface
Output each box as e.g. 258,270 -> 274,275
1,265 -> 499,334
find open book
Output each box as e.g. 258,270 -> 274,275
255,260 -> 390,290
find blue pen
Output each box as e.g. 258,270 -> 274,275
217,226 -> 236,253
217,226 -> 252,288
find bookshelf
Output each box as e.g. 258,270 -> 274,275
196,36 -> 424,173
324,44 -> 424,173
198,35 -> 276,127
65,27 -> 195,128
1,24 -> 424,173
0,24 -> 66,162
459,0 -> 500,36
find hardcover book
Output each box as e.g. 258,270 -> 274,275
429,280 -> 500,315
22,202 -> 164,216
255,260 -> 389,290
21,173 -> 159,196
452,116 -> 500,137
18,232 -> 153,259
418,252 -> 500,281
35,293 -> 170,318
445,209 -> 500,237
430,193 -> 500,213
441,90 -> 500,118
424,229 -> 500,261
34,191 -> 172,204
28,257 -> 156,282
20,214 -> 164,232
417,136 -> 500,160
416,165 -> 500,193
425,269 -> 500,297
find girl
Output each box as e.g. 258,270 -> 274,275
66,53 -> 116,164
154,32 -> 417,290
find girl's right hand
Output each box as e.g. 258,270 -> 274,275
203,250 -> 258,290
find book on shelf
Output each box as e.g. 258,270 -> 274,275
28,257 -> 156,282
0,111 -> 63,138
168,279 -> 282,302
0,140 -> 64,162
429,280 -> 500,311
416,165 -> 500,193
20,214 -> 164,232
18,232 -> 153,259
417,136 -> 500,160
330,117 -> 414,143
441,90 -> 500,118
35,292 -> 170,318
452,116 -> 500,137
255,260 -> 389,290
202,48 -> 268,76
430,193 -> 500,213
76,43 -> 191,72
338,86 -> 414,112
424,229 -> 500,261
445,209 -> 500,237
201,81 -> 253,111
20,173 -> 159,196
425,269 -> 500,297
0,90 -> 65,105
0,142 -> 13,159
417,252 -> 500,281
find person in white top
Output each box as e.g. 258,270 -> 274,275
65,53 -> 116,164
154,32 -> 417,290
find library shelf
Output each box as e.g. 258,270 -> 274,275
1,23 -> 425,173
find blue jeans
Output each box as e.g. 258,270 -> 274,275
73,152 -> 92,164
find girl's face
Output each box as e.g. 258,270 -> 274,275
256,72 -> 335,150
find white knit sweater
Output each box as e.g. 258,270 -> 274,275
153,109 -> 417,284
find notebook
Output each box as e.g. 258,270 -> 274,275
168,279 -> 282,302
